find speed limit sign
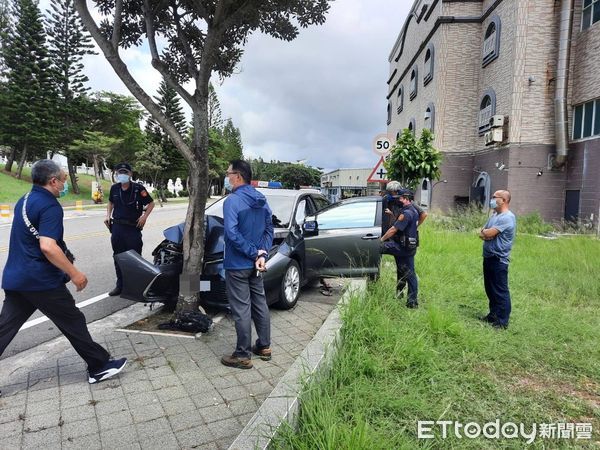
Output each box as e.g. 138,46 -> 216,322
372,133 -> 393,157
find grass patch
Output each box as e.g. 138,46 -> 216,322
273,227 -> 600,449
0,168 -> 113,206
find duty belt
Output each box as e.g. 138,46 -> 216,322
112,218 -> 138,227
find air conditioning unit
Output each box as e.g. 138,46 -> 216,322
484,129 -> 503,146
489,115 -> 506,128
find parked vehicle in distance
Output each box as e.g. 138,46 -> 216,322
116,189 -> 382,310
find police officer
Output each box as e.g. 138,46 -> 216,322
105,163 -> 154,296
382,180 -> 427,235
380,188 -> 420,308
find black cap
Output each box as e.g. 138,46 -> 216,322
114,162 -> 132,172
398,188 -> 414,198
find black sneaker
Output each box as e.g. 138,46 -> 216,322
492,322 -> 508,330
108,287 -> 122,296
88,358 -> 127,384
406,302 -> 418,309
479,315 -> 496,324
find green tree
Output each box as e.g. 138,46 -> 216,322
135,141 -> 168,206
45,0 -> 96,194
74,0 -> 333,312
69,130 -> 122,186
280,164 -> 321,189
144,80 -> 188,193
384,128 -> 442,189
207,82 -> 223,131
0,0 -> 57,177
86,92 -> 145,170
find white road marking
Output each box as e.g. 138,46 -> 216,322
19,292 -> 110,331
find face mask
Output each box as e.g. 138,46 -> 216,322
490,198 -> 498,209
116,174 -> 130,184
224,176 -> 232,192
59,181 -> 68,197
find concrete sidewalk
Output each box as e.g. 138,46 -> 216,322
0,282 -> 343,449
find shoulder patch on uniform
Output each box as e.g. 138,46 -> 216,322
141,190 -> 147,197
397,214 -> 405,222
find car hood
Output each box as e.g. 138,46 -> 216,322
162,215 -> 225,257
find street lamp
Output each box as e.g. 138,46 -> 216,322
429,179 -> 447,207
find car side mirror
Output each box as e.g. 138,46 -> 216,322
302,219 -> 318,236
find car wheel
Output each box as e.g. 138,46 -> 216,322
274,260 -> 301,310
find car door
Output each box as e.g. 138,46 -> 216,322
303,199 -> 382,279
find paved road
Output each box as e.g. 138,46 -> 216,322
0,201 -> 191,359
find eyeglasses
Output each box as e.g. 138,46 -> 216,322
226,171 -> 239,176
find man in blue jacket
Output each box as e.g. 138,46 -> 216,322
221,160 -> 274,369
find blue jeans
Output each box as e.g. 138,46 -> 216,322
225,269 -> 271,359
483,256 -> 511,326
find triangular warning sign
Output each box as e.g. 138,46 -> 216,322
367,157 -> 388,183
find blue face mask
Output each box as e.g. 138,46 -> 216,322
116,174 -> 130,184
59,181 -> 68,197
224,176 -> 232,193
490,198 -> 498,209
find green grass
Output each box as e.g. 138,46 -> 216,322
274,227 -> 600,449
0,168 -> 113,206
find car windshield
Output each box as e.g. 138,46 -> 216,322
205,193 -> 295,229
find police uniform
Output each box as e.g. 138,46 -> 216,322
0,185 -> 111,372
382,202 -> 420,307
108,181 -> 153,289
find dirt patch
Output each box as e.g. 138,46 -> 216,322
512,372 -> 600,410
122,308 -> 198,337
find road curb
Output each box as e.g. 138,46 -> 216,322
228,279 -> 366,450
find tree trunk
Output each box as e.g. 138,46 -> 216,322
67,159 -> 81,194
153,174 -> 163,207
16,145 -> 27,179
4,147 -> 15,172
175,104 -> 210,314
92,154 -> 102,186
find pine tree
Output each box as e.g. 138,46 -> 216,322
143,80 -> 188,192
207,83 -> 223,131
0,0 -> 57,176
222,118 -> 244,160
45,0 -> 95,193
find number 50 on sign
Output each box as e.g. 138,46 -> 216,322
372,133 -> 393,157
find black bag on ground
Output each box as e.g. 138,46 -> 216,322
158,311 -> 213,333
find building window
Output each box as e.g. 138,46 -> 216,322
409,66 -> 418,100
397,86 -> 404,114
573,99 -> 600,139
408,118 -> 416,135
387,102 -> 391,125
478,89 -> 496,134
424,44 -> 434,86
482,15 -> 501,67
424,103 -> 435,132
582,0 -> 600,31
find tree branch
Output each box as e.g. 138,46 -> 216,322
140,0 -> 196,107
111,0 -> 123,49
171,1 -> 199,81
73,0 -> 194,164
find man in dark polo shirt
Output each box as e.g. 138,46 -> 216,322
104,162 -> 154,296
0,159 -> 127,385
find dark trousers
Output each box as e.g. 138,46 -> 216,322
225,269 -> 271,359
393,254 -> 418,304
0,286 -> 110,372
483,256 -> 511,326
111,223 -> 143,288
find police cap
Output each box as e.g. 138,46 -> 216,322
398,188 -> 414,199
114,162 -> 132,173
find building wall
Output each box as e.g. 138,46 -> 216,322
571,20 -> 600,105
567,137 -> 600,223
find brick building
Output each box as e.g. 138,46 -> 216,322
387,0 -> 600,225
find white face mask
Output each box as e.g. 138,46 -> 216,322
116,174 -> 130,184
224,176 -> 232,192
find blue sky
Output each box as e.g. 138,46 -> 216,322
39,0 -> 411,172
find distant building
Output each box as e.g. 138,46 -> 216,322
320,168 -> 379,203
387,0 -> 599,226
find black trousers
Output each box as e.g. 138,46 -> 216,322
483,255 -> 511,326
111,223 -> 143,288
0,286 -> 110,372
